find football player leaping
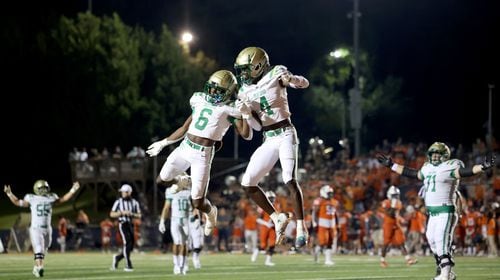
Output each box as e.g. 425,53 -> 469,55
147,70 -> 250,240
377,142 -> 495,280
4,180 -> 80,278
234,46 -> 310,248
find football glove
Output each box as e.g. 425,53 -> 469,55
280,72 -> 293,87
158,219 -> 166,234
376,153 -> 393,168
176,174 -> 191,190
235,99 -> 252,119
481,154 -> 496,171
146,139 -> 173,157
4,185 -> 12,195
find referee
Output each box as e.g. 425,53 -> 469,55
109,184 -> 141,272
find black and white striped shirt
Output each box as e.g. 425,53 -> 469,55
111,198 -> 141,223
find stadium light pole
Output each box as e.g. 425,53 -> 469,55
329,48 -> 350,140
352,0 -> 362,157
487,84 -> 495,151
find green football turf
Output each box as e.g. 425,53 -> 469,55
0,252 -> 499,280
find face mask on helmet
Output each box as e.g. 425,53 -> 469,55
320,185 -> 334,199
265,191 -> 276,203
234,47 -> 270,85
33,180 -> 50,196
204,70 -> 238,104
426,142 -> 450,166
386,186 -> 400,200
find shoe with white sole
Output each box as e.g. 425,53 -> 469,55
204,206 -> 218,236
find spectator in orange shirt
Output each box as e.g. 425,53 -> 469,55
379,186 -> 417,268
486,204 -> 498,257
100,217 -> 114,254
57,215 -> 68,253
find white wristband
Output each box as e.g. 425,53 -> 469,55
391,163 -> 400,172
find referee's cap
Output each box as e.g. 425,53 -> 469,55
119,184 -> 133,193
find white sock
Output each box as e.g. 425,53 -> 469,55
296,220 -> 304,236
173,255 -> 179,266
325,249 -> 332,262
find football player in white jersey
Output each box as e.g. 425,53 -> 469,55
377,142 -> 495,280
147,70 -> 250,239
233,46 -> 310,248
159,184 -> 192,275
4,180 -> 80,278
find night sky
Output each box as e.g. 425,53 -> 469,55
1,0 -> 499,188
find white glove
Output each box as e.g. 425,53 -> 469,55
280,72 -> 293,87
235,99 -> 252,119
159,219 -> 166,234
176,174 -> 191,190
146,139 -> 172,157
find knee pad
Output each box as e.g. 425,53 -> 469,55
34,253 -> 44,260
438,254 -> 454,268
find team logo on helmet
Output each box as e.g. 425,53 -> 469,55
427,142 -> 450,166
33,180 -> 50,196
234,47 -> 270,85
204,70 -> 238,104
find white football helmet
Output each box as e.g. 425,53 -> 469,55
265,190 -> 276,203
33,180 -> 50,196
320,185 -> 334,199
427,142 -> 451,166
234,47 -> 270,85
386,185 -> 400,199
204,70 -> 238,104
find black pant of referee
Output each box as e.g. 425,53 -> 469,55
110,184 -> 142,272
113,221 -> 135,270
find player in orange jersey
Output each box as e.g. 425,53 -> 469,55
312,185 -> 339,266
379,186 -> 417,268
256,191 -> 281,266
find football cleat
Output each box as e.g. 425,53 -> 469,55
264,260 -> 275,266
406,258 -> 418,265
204,206 -> 218,236
182,265 -> 188,275
32,266 -> 41,278
324,260 -> 335,266
273,213 -> 290,245
123,267 -> 134,272
193,259 -> 202,269
295,231 -> 309,248
380,260 -> 388,268
173,266 -> 181,275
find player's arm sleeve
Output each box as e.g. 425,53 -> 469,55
391,163 -> 420,179
456,160 -> 483,178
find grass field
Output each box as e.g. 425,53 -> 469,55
1,252 -> 499,280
